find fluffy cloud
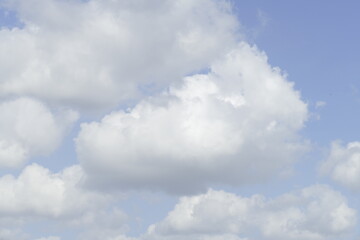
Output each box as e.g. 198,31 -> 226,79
76,43 -> 308,194
321,141 -> 360,191
142,185 -> 356,240
0,163 -> 134,240
0,163 -> 107,219
0,0 -> 239,111
0,97 -> 78,168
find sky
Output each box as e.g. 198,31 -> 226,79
0,0 -> 360,240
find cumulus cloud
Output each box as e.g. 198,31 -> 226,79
76,43 -> 308,194
0,163 -> 133,240
321,141 -> 360,191
0,2 -> 348,240
0,0 -> 239,111
142,185 -> 356,240
0,163 -> 108,219
0,97 -> 78,168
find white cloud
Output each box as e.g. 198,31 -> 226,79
0,163 -> 108,219
0,163 -> 132,240
76,43 -> 308,194
0,97 -> 78,168
0,0 -> 239,111
0,2 -> 349,240
321,141 -> 360,191
142,185 -> 356,240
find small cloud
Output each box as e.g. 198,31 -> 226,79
321,141 -> 360,191
249,9 -> 270,40
257,9 -> 270,27
315,101 -> 326,108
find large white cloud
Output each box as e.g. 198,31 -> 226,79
0,97 -> 78,168
141,185 -> 356,240
0,0 -> 239,111
76,43 -> 308,194
321,141 -> 360,191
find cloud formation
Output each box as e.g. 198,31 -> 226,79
321,141 -> 360,191
0,98 -> 78,168
0,0 -> 239,111
0,1 -> 355,239
0,163 -> 107,219
0,163 -> 124,240
76,43 -> 308,194
142,185 -> 356,240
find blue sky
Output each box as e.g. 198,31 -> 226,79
234,0 -> 360,144
0,1 -> 360,240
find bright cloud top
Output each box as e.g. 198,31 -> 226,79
0,0 -> 239,111
76,43 -> 308,194
143,185 -> 356,240
321,141 -> 360,191
0,98 -> 78,168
